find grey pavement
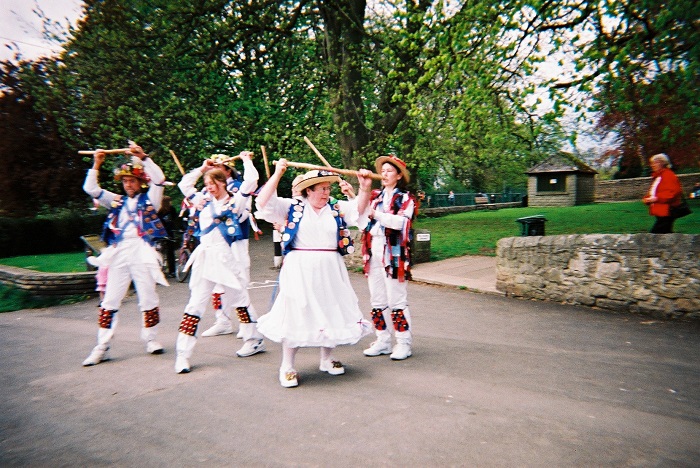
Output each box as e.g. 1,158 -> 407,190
411,255 -> 500,294
1,236 -> 699,466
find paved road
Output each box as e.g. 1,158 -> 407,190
1,237 -> 699,466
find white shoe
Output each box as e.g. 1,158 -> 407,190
279,369 -> 298,388
146,341 -> 164,354
236,330 -> 243,339
175,356 -> 191,374
319,359 -> 345,375
82,345 -> 109,366
236,339 -> 266,357
390,343 -> 412,360
363,340 -> 392,357
201,323 -> 234,337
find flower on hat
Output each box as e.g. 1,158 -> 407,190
114,161 -> 150,182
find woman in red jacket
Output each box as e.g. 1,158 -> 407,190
642,153 -> 682,233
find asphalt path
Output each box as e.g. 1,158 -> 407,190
1,238 -> 699,466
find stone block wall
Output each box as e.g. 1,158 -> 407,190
496,233 -> 700,319
576,174 -> 596,204
595,173 -> 700,202
0,265 -> 98,298
528,174 -> 576,207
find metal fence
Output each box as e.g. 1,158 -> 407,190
424,192 -> 526,208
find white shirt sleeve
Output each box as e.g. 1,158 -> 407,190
179,168 -> 203,200
238,158 -> 259,195
83,169 -> 117,208
142,157 -> 165,211
255,192 -> 292,226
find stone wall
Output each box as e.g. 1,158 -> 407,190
576,174 -> 596,204
496,233 -> 700,319
595,173 -> 700,202
0,265 -> 97,298
420,201 -> 522,218
527,175 -> 576,207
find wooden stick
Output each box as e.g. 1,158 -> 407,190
169,150 -> 186,175
260,145 -> 271,179
273,160 -> 382,180
303,136 -> 332,167
212,155 -> 242,165
78,148 -> 131,155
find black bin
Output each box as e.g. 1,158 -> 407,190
516,215 -> 547,236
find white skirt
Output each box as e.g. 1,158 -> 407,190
257,249 -> 371,348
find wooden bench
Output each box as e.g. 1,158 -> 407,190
475,195 -> 498,210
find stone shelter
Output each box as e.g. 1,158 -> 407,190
526,152 -> 597,207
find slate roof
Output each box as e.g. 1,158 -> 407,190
526,152 -> 597,174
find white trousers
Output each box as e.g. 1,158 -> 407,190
184,278 -> 262,342
97,241 -> 162,347
367,243 -> 412,345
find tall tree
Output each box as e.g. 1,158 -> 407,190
24,0 -> 566,193
521,0 -> 700,174
0,60 -> 85,216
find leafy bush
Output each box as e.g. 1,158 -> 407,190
0,212 -> 105,258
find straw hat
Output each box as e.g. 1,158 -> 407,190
210,153 -> 237,169
375,155 -> 410,183
293,170 -> 341,192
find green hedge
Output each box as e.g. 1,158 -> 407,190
0,213 -> 105,258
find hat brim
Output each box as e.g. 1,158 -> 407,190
114,172 -> 149,182
375,156 -> 410,183
294,175 -> 341,193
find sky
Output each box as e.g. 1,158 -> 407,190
1,0 -> 83,62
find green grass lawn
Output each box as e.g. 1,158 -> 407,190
416,199 -> 700,260
0,252 -> 89,312
1,200 -> 699,269
0,252 -> 87,273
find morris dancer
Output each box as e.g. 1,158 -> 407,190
174,151 -> 264,373
81,144 -> 169,366
200,154 -> 260,338
357,155 -> 416,360
255,159 -> 372,388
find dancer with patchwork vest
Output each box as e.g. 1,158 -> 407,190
199,154 -> 259,338
357,155 -> 416,361
255,159 -> 372,388
81,144 -> 169,366
174,151 -> 264,374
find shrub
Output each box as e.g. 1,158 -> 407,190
0,212 -> 105,257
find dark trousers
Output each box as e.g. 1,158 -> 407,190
650,216 -> 675,234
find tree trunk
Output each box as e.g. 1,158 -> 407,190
319,0 -> 368,170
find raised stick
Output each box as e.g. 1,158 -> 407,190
260,145 -> 271,179
303,136 -> 332,167
273,160 -> 382,180
212,154 -> 242,165
169,150 -> 186,175
78,148 -> 131,155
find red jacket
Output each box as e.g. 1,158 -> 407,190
647,168 -> 682,217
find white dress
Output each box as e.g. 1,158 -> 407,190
178,161 -> 258,292
255,194 -> 371,348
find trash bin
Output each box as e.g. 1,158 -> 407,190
411,229 -> 431,264
516,215 -> 546,236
